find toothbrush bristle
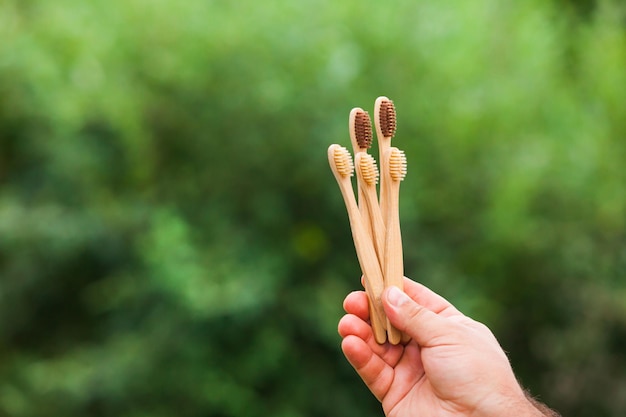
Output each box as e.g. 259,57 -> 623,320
360,154 -> 379,185
334,145 -> 354,177
389,148 -> 407,181
379,100 -> 397,138
354,110 -> 373,149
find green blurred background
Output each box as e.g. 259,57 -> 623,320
1,0 -> 625,416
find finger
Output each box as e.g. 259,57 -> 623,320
338,314 -> 372,340
402,277 -> 463,318
339,314 -> 405,365
359,276 -> 462,317
383,286 -> 457,347
341,335 -> 394,402
343,290 -> 370,321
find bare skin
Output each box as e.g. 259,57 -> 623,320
338,277 -> 554,417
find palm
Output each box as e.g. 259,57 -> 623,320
342,331 -> 475,417
380,343 -> 440,416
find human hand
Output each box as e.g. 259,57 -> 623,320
338,277 -> 548,417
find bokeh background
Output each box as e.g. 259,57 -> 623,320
1,0 -> 625,416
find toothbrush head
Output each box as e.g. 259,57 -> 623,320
328,144 -> 354,178
388,147 -> 407,181
358,153 -> 379,185
379,99 -> 397,138
354,110 -> 373,149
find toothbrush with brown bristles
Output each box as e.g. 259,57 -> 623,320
328,144 -> 387,343
350,108 -> 388,343
349,108 -> 374,238
374,97 -> 397,227
383,147 -> 407,345
374,97 -> 406,343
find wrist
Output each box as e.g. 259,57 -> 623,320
475,389 -> 545,417
524,390 -> 562,417
512,399 -> 546,417
482,400 -> 544,417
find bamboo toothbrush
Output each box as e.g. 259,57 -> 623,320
355,153 -> 386,279
383,147 -> 407,345
350,109 -> 388,343
328,144 -> 387,343
374,97 -> 397,227
374,97 -> 404,343
349,108 -> 374,238
355,153 -> 388,343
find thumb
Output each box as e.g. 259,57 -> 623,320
383,286 -> 452,347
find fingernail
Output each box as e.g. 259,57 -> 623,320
386,286 -> 410,306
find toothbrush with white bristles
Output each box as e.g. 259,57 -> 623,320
355,153 -> 386,275
383,146 -> 407,345
328,144 -> 387,343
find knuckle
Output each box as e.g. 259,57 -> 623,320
405,303 -> 428,325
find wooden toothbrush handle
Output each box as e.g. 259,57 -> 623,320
359,188 -> 387,343
350,219 -> 387,339
385,186 -> 404,345
367,285 -> 387,343
340,181 -> 387,337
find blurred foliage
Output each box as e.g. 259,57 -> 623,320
0,0 -> 625,416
